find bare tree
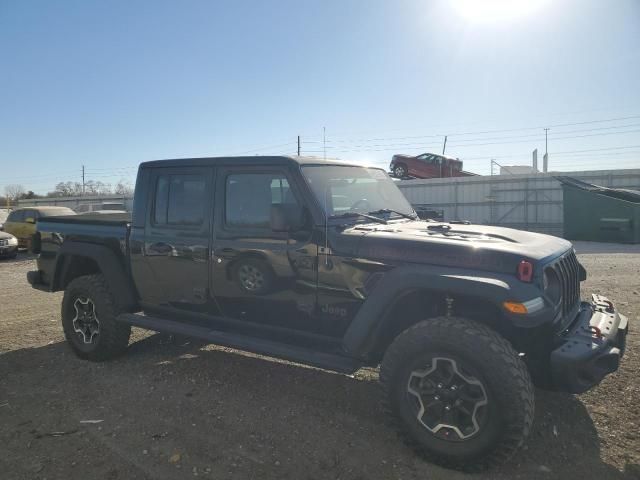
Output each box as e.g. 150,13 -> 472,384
4,184 -> 25,205
84,180 -> 111,195
51,181 -> 83,197
114,179 -> 134,196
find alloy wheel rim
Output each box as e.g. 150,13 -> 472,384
72,297 -> 100,344
239,265 -> 264,291
407,356 -> 488,441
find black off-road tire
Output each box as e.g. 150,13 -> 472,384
380,316 -> 534,472
61,274 -> 131,361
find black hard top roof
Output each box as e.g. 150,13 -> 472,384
140,155 -> 369,169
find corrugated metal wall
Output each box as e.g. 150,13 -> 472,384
398,168 -> 640,237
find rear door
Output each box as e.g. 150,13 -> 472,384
414,154 -> 431,177
138,167 -> 218,315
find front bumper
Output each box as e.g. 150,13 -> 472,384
0,245 -> 18,257
550,294 -> 628,394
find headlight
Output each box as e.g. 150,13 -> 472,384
7,237 -> 18,246
543,267 -> 561,305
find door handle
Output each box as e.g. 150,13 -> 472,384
147,242 -> 174,255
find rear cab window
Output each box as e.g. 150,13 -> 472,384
152,174 -> 207,226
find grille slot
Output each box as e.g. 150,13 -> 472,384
552,250 -> 581,316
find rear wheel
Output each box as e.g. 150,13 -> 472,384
380,316 -> 534,471
393,163 -> 408,178
61,274 -> 131,361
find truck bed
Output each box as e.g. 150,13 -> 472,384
37,212 -> 130,240
41,212 -> 131,225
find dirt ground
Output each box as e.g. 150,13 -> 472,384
1,243 -> 639,480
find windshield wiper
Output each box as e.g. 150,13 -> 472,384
367,208 -> 417,220
329,212 -> 388,224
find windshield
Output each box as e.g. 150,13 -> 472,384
301,165 -> 415,220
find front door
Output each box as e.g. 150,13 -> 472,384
139,166 -> 217,315
210,167 -> 319,332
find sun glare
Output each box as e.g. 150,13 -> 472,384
451,0 -> 550,24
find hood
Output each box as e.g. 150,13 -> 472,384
333,220 -> 572,275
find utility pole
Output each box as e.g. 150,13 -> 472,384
323,127 -> 326,160
297,135 -> 301,156
544,128 -> 549,156
442,135 -> 448,155
82,165 -> 85,195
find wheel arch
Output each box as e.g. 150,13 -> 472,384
367,289 -> 512,363
342,265 -> 530,362
53,241 -> 138,310
225,250 -> 273,280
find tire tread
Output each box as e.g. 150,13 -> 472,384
379,316 -> 534,472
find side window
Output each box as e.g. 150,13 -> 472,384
225,173 -> 298,228
8,210 -> 24,222
153,174 -> 206,226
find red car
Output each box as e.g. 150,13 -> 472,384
390,153 -> 474,179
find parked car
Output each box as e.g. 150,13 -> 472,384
390,152 -> 476,179
28,156 -> 627,471
3,206 -> 76,248
0,231 -> 19,259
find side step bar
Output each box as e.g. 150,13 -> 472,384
117,313 -> 363,374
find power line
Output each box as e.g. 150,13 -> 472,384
302,114 -> 640,145
322,128 -> 640,153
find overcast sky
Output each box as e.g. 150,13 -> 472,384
1,0 -> 639,194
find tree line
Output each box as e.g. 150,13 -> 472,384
2,180 -> 133,206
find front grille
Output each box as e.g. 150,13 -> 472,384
552,250 -> 581,316
0,239 -> 7,246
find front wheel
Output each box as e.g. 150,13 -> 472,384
61,274 -> 131,361
380,316 -> 534,471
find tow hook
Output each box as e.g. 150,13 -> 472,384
589,325 -> 603,339
592,294 -> 615,313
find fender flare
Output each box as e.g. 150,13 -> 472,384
342,264 -> 543,359
53,241 -> 137,310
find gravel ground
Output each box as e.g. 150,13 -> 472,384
1,243 -> 639,480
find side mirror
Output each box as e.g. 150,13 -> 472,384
270,204 -> 304,232
25,217 -> 36,224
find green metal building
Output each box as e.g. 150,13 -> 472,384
557,177 -> 640,244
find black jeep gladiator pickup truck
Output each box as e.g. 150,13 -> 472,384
28,156 -> 628,470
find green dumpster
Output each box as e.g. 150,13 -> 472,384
557,176 -> 640,244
